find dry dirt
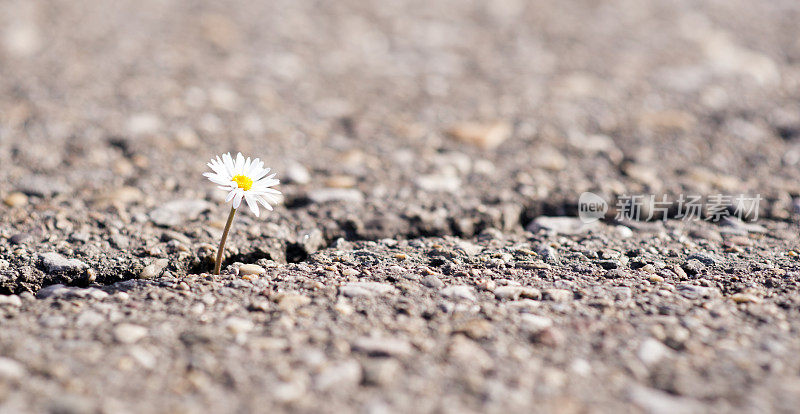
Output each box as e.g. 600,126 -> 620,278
1,0 -> 800,413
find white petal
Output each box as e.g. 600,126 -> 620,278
206,158 -> 229,179
233,190 -> 244,209
225,189 -> 237,203
223,153 -> 235,177
209,176 -> 234,186
250,188 -> 281,198
262,194 -> 279,204
203,170 -> 225,178
253,158 -> 264,172
256,196 -> 274,210
234,153 -> 245,174
208,161 -> 228,178
245,194 -> 260,216
253,178 -> 279,188
253,166 -> 271,181
243,156 -> 252,176
248,160 -> 264,177
251,186 -> 281,195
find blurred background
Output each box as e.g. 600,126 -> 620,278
1,0 -> 800,237
2,2 -> 800,412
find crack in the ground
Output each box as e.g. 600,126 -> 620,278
1,195 -> 792,295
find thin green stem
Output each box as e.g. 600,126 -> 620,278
213,207 -> 237,275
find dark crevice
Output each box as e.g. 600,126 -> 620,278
284,196 -> 313,209
188,240 -> 313,274
777,126 -> 800,141
520,200 -> 581,229
5,196 -> 791,294
285,243 -> 310,263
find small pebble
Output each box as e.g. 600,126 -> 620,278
275,293 -> 311,311
543,289 -> 572,302
530,327 -> 564,347
352,337 -> 412,357
454,319 -> 493,340
447,121 -> 511,150
285,162 -> 311,184
325,175 -> 357,188
494,286 -> 541,300
315,360 -> 362,391
139,259 -> 169,279
39,252 -> 88,274
421,275 -> 444,289
515,261 -> 551,270
731,293 -> 761,304
36,284 -> 69,299
307,188 -> 364,204
0,357 -> 26,380
520,314 -> 553,332
362,359 -> 402,386
341,268 -> 359,277
440,285 -> 476,301
340,282 -> 396,298
225,317 -> 255,334
637,338 -> 670,366
9,233 -> 33,245
113,324 -> 148,344
334,300 -> 354,316
238,264 -> 266,276
0,295 -> 22,307
3,192 -> 28,207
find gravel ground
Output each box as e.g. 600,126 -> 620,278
1,0 -> 800,412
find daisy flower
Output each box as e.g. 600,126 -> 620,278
204,152 -> 281,275
204,152 -> 281,217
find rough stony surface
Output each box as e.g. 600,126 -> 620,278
1,0 -> 800,412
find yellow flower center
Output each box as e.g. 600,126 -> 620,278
232,174 -> 253,191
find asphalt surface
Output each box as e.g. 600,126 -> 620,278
1,0 -> 800,413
